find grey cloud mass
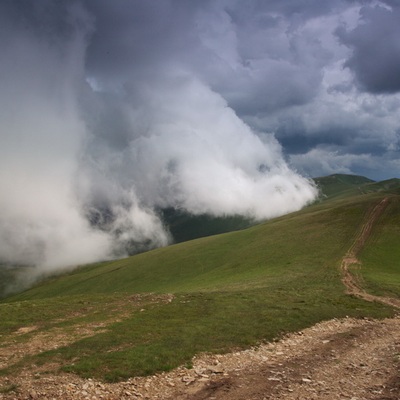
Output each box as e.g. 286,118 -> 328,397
0,0 -> 399,283
336,2 -> 400,94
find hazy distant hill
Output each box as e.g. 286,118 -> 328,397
313,173 -> 375,198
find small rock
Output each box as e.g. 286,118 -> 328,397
182,376 -> 196,385
194,368 -> 205,376
207,364 -> 224,374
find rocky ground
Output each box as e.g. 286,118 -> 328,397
0,315 -> 399,399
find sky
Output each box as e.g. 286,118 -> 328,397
0,0 -> 399,275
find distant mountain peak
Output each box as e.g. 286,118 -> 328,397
313,173 -> 400,199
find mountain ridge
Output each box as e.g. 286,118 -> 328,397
0,173 -> 399,389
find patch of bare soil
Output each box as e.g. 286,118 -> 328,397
1,199 -> 399,399
0,323 -> 107,371
0,294 -> 174,372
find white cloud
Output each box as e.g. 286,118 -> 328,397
0,2 -> 318,281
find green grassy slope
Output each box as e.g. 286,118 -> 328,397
1,189 -> 399,381
361,178 -> 400,195
313,173 -> 375,199
7,193 -> 382,299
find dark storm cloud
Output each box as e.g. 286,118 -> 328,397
233,0 -> 400,179
81,0 -> 338,114
336,2 -> 400,93
83,0 -> 203,81
193,0 -> 336,114
226,0 -> 337,20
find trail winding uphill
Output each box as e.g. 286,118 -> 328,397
1,198 -> 400,399
341,197 -> 400,309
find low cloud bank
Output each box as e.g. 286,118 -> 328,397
0,2 -> 317,292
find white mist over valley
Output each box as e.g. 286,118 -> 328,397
0,1 -> 318,279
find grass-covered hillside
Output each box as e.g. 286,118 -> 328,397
313,173 -> 375,198
314,173 -> 400,199
0,176 -> 399,382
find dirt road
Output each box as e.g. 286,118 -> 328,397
1,316 -> 398,399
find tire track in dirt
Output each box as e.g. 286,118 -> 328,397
340,197 -> 400,309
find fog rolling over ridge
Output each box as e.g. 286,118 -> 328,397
0,0 -> 318,283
